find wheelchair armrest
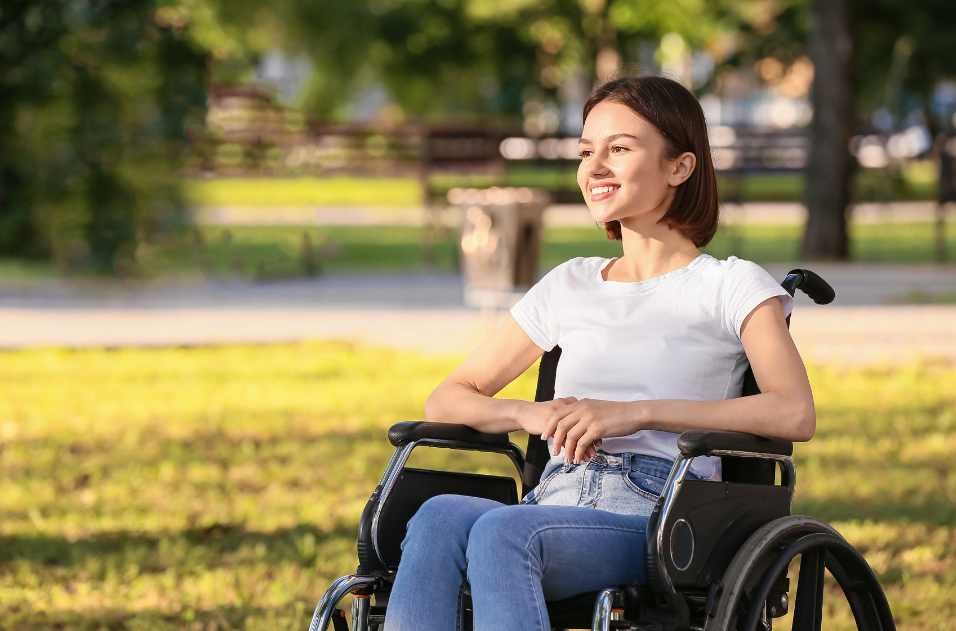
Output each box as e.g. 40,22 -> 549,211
677,430 -> 793,458
387,421 -> 511,448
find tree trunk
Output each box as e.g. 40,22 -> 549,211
802,0 -> 855,260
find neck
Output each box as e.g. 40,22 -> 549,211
606,211 -> 701,283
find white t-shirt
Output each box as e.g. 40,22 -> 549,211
510,253 -> 794,481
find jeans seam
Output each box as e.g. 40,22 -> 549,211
591,468 -> 605,508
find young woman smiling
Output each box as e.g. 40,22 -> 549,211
383,76 -> 815,631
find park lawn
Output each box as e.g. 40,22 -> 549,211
133,221 -> 956,281
183,167 -> 939,208
1,344 -> 954,631
182,178 -> 423,208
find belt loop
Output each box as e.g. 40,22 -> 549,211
623,452 -> 632,472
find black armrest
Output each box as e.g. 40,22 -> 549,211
677,430 -> 793,458
388,421 -> 510,448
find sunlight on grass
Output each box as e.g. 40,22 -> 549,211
0,345 -> 953,629
183,177 -> 422,208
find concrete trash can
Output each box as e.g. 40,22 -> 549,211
447,187 -> 550,308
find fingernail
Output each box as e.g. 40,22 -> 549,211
540,432 -> 547,440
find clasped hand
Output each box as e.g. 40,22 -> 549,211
531,397 -> 640,465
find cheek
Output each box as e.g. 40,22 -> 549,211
576,163 -> 588,191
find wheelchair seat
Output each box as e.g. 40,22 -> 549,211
307,269 -> 895,631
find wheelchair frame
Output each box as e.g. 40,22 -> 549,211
308,269 -> 895,631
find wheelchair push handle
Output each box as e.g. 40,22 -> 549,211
782,268 -> 835,305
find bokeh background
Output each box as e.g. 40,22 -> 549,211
1,0 -> 955,629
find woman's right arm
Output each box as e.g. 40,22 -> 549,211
424,315 -> 575,435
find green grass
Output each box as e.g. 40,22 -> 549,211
1,344 -> 954,630
130,221 -> 954,281
3,221 -> 951,284
136,226 -> 461,279
182,177 -> 422,208
185,167 -> 940,208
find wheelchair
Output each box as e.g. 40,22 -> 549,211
308,269 -> 896,631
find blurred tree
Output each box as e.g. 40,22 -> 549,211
193,0 -> 731,122
802,0 -> 853,260
0,0 -> 208,273
0,2 -> 68,259
802,0 -> 956,260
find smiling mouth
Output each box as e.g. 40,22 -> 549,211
590,185 -> 620,201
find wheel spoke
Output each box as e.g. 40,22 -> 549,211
792,549 -> 825,631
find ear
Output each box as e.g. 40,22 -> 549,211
667,152 -> 697,186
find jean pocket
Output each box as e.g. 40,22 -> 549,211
622,470 -> 665,499
520,468 -> 563,505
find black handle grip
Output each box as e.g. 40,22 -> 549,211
782,268 -> 835,305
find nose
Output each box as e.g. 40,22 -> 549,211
581,149 -> 610,179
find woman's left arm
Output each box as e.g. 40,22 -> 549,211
544,297 -> 815,463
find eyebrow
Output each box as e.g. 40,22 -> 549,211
578,133 -> 639,144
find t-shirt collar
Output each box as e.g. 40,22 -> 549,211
596,253 -> 712,295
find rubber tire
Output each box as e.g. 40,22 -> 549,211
708,515 -> 843,631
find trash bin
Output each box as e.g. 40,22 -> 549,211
448,187 -> 550,309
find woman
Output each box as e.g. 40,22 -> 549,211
384,76 -> 815,631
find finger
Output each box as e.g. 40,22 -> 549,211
564,423 -> 589,464
548,406 -> 580,454
573,429 -> 596,464
541,402 -> 571,441
552,414 -> 579,457
585,444 -> 596,461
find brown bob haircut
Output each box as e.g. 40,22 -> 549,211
582,76 -> 719,247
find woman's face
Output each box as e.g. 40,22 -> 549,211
576,100 -> 689,226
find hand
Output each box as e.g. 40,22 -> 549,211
519,397 -> 578,436
541,399 -> 642,464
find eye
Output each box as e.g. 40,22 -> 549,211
579,149 -> 593,158
611,145 -> 628,153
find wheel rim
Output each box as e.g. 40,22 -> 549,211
708,516 -> 895,631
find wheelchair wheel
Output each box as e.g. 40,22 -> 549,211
709,515 -> 895,631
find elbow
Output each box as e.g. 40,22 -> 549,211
423,390 -> 441,423
790,401 -> 816,443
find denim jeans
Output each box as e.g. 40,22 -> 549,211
384,454 -> 688,631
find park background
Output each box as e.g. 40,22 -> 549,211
1,0 -> 955,629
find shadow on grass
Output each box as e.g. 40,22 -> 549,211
3,603 -> 312,631
793,498 -> 956,527
0,523 -> 358,571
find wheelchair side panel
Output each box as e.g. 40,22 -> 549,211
375,468 -> 519,570
663,480 -> 791,590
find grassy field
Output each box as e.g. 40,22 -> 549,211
184,166 -> 939,207
1,343 -> 954,630
136,221 -> 955,281
0,218 -> 952,283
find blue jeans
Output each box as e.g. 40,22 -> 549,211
384,454 -> 685,631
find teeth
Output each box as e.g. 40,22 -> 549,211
592,186 -> 619,195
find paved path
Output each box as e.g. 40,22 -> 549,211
1,265 -> 954,364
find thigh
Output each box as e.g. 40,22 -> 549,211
468,503 -> 650,602
402,493 -> 505,552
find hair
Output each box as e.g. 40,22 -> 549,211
582,75 -> 719,247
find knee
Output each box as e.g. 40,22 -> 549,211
403,494 -> 493,552
407,494 -> 461,533
466,506 -> 538,564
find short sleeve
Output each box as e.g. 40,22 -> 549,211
510,266 -> 563,351
724,258 -> 794,338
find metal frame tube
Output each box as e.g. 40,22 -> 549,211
591,587 -> 621,631
308,575 -> 378,631
351,594 -> 371,631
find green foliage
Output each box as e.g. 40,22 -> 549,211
0,0 -> 208,272
0,344 -> 954,629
